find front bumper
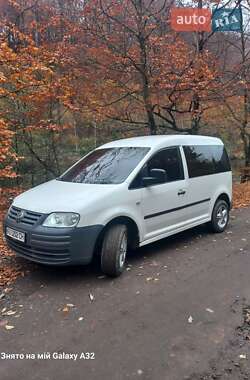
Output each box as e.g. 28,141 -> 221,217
3,212 -> 103,266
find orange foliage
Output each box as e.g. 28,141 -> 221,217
233,183 -> 250,209
0,119 -> 17,179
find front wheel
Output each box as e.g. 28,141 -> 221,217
209,199 -> 230,233
101,224 -> 128,277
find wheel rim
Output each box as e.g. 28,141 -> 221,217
216,205 -> 228,229
119,233 -> 127,268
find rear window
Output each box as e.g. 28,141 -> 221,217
59,147 -> 150,184
183,145 -> 231,178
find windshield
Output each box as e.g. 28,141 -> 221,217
59,147 -> 150,184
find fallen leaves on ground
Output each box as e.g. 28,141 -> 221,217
206,308 -> 214,313
188,315 -> 193,324
233,182 -> 250,209
0,217 -> 23,287
89,293 -> 95,302
0,252 -> 22,287
0,187 -> 23,288
5,325 -> 15,330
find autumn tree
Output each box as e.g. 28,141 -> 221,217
80,0 -> 221,135
1,0 -> 250,188
0,0 -> 95,185
221,1 -> 250,165
0,118 -> 17,182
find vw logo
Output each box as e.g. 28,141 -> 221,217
16,210 -> 25,223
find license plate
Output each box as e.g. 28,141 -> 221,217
6,227 -> 25,243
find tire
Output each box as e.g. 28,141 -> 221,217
209,199 -> 230,233
101,224 -> 128,277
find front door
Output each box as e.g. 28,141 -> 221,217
141,147 -> 188,242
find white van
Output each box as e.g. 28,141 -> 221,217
4,135 -> 232,276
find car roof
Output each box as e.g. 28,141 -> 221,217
99,135 -> 223,149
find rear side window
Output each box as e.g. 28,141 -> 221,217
183,145 -> 231,178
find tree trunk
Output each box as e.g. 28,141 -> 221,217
137,0 -> 157,135
244,135 -> 250,166
189,0 -> 204,135
190,94 -> 201,135
143,86 -> 157,135
139,38 -> 157,135
239,6 -> 250,167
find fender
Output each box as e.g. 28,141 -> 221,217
210,182 -> 232,215
95,207 -> 143,242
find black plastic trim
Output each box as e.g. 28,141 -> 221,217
3,213 -> 103,266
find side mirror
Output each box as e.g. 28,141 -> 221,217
142,169 -> 167,187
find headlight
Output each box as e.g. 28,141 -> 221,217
43,212 -> 80,228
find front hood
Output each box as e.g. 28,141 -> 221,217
13,180 -> 119,214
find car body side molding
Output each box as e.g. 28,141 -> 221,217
144,198 -> 211,220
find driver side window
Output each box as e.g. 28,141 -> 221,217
130,146 -> 184,189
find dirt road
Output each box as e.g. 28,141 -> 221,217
0,207 -> 250,380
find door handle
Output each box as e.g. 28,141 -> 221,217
178,190 -> 186,196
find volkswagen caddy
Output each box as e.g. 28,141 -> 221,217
4,135 -> 232,276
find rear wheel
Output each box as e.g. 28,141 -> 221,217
209,199 -> 229,233
101,224 -> 128,277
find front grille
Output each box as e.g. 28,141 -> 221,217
8,206 -> 42,226
6,235 -> 71,265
